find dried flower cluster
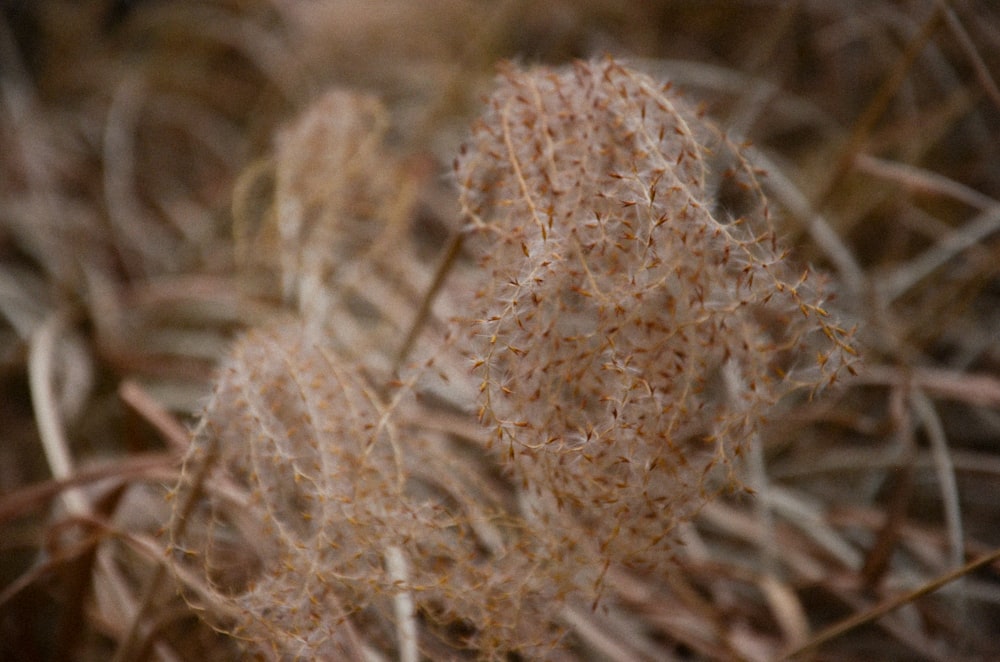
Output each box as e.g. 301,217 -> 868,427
169,58 -> 857,659
234,90 -> 421,366
170,324 -> 560,658
454,59 -> 857,575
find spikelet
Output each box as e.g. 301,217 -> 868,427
233,90 -> 423,368
171,57 -> 858,660
454,58 -> 856,579
169,322 -> 570,658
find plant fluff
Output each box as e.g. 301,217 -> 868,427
169,58 -> 857,659
454,59 -> 856,576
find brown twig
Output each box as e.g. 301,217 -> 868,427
780,546 -> 1000,659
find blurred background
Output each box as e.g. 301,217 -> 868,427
2,1 -> 999,660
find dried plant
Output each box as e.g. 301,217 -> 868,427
454,59 -> 856,581
171,90 -> 564,659
8,3 -> 1000,662
168,58 -> 858,659
169,323 -> 563,659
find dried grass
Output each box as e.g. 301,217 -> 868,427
2,1 -> 999,660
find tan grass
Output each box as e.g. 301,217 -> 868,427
2,1 -> 999,660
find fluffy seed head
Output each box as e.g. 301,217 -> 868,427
455,58 -> 856,573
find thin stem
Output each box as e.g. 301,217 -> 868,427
393,230 -> 465,370
813,4 -> 944,209
112,421 -> 215,662
779,546 -> 1000,659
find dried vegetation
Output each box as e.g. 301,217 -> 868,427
2,1 -> 1000,661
